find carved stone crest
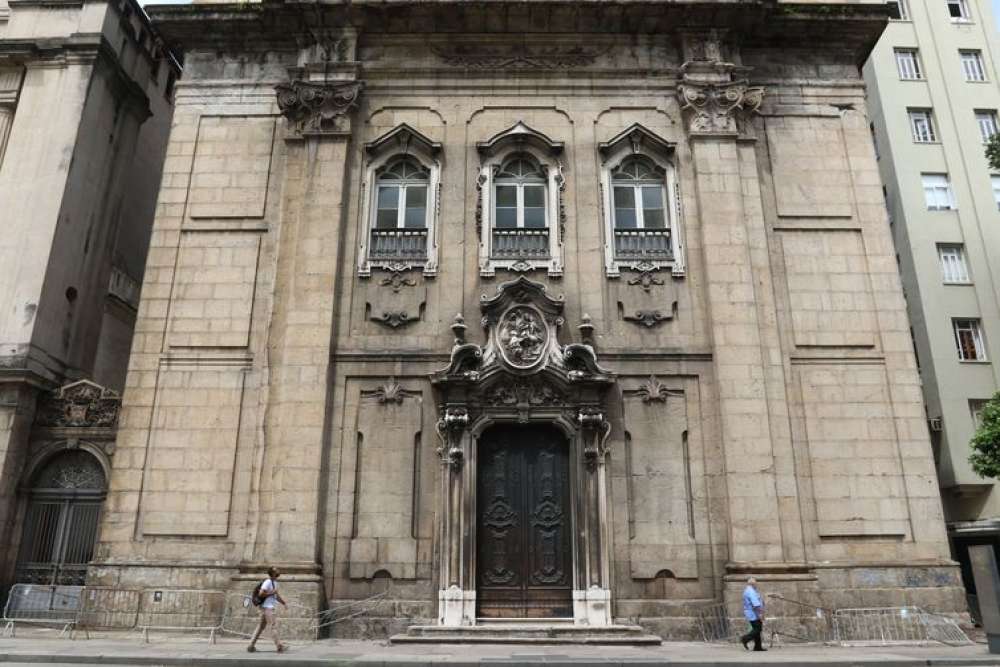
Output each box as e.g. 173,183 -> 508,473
432,44 -> 608,70
497,306 -> 547,369
637,375 -> 670,403
275,80 -> 363,135
374,377 -> 406,405
484,379 -> 565,408
35,380 -> 121,429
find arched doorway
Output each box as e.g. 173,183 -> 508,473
15,449 -> 107,585
476,424 -> 573,619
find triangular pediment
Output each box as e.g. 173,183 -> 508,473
476,121 -> 564,157
365,123 -> 442,158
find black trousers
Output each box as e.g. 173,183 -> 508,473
741,619 -> 763,650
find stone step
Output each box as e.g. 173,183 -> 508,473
390,623 -> 663,645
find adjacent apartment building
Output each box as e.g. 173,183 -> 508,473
864,0 -> 1000,599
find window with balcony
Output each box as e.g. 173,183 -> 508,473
477,122 -> 565,277
922,173 -> 955,210
908,108 -> 937,142
895,48 -> 923,79
358,124 -> 442,277
947,0 -> 971,21
598,124 -> 683,277
954,318 -> 987,361
938,244 -> 971,283
961,50 -> 987,81
976,110 -> 998,143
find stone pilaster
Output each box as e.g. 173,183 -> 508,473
678,59 -> 781,565
242,75 -> 362,606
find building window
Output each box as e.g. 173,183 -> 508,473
938,244 -> 971,283
889,0 -> 911,19
598,124 -> 683,277
922,173 -> 955,210
992,175 -> 1000,210
975,110 -> 998,143
954,319 -> 987,361
971,399 -> 989,428
477,122 -> 565,277
947,0 -> 971,20
961,50 -> 987,81
896,49 -> 923,79
908,109 -> 937,142
358,124 -> 442,277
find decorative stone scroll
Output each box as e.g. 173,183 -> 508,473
431,44 -> 608,70
677,79 -> 763,135
35,380 -> 121,429
275,80 -> 363,135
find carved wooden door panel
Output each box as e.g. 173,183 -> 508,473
476,426 -> 572,618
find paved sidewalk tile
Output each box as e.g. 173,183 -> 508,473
0,631 -> 999,667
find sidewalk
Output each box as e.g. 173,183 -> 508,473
1,631 -> 999,667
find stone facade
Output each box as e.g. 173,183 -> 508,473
0,0 -> 177,589
93,0 -> 965,638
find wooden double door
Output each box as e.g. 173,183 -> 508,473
476,425 -> 573,619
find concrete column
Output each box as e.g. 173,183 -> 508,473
678,64 -> 784,565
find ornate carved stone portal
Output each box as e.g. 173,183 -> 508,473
431,277 -> 616,626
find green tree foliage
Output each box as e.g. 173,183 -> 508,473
970,392 -> 1000,479
986,133 -> 1000,171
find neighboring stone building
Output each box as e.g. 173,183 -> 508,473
93,0 -> 966,638
0,0 -> 177,589
863,0 -> 1000,606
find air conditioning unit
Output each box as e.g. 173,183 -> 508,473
928,417 -> 943,432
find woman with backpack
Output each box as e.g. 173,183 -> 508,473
247,566 -> 287,653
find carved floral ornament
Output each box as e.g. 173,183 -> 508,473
677,79 -> 764,135
275,80 -> 363,135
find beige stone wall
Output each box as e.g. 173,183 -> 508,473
102,2 -> 961,635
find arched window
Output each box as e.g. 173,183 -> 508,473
494,155 -> 547,230
611,157 -> 667,231
358,125 -> 442,277
477,122 -> 565,277
375,158 -> 430,230
598,124 -> 683,277
16,449 -> 107,585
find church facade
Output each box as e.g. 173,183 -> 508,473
91,0 -> 966,637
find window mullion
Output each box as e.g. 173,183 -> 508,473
517,184 -> 524,229
396,184 -> 406,229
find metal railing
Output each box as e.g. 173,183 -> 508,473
2,584 -> 83,638
370,228 -> 427,261
832,607 -> 971,646
696,603 -> 735,643
613,228 -> 672,261
492,228 -> 549,259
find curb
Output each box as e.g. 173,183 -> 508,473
2,654 -> 1000,667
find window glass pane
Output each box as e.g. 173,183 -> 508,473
376,186 -> 399,228
643,209 -> 666,229
523,206 -> 546,228
403,186 -> 427,228
992,175 -> 1000,210
614,186 -> 635,209
495,208 -> 517,228
615,208 -> 637,229
641,186 -> 664,209
523,185 -> 546,208
496,185 -> 517,207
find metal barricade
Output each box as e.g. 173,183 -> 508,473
78,587 -> 141,630
314,590 -> 389,636
696,603 -> 734,643
833,606 -> 971,646
2,584 -> 82,638
135,589 -> 225,643
765,594 -> 836,645
221,593 -> 318,641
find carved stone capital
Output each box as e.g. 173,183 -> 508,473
436,407 -> 469,469
677,79 -> 763,136
275,80 -> 362,136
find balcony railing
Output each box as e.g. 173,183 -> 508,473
491,228 -> 550,259
369,228 -> 428,261
613,228 -> 673,261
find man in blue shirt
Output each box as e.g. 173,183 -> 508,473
740,577 -> 766,651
